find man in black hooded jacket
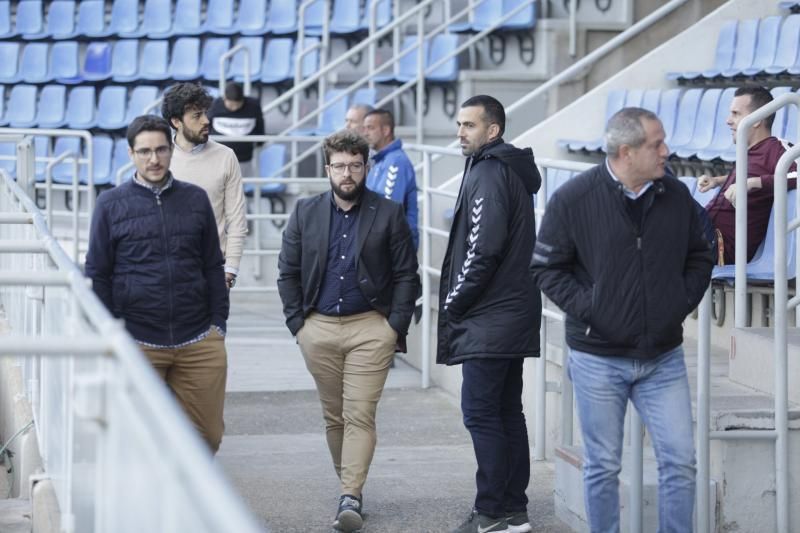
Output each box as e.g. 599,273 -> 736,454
439,95 -> 542,533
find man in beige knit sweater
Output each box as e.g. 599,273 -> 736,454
162,83 -> 248,289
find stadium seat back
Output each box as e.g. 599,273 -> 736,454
201,38 -> 232,81
108,0 -> 141,36
231,37 -> 264,80
125,86 -> 160,123
0,42 -> 20,83
65,86 -> 97,129
76,0 -> 108,37
48,0 -> 77,39
261,38 -> 293,84
427,34 -> 459,82
267,0 -> 299,35
97,86 -> 128,130
170,37 -> 202,80
238,0 -> 268,35
6,85 -> 38,128
140,40 -> 170,80
83,42 -> 113,81
36,84 -> 67,128
16,0 -> 44,36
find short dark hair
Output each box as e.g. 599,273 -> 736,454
364,108 -> 394,134
161,83 -> 213,128
126,115 -> 173,149
323,130 -> 369,165
461,95 -> 506,136
224,81 -> 244,102
734,86 -> 775,130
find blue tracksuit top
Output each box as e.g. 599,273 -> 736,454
366,139 -> 419,250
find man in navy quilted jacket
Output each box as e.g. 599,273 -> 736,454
85,115 -> 230,454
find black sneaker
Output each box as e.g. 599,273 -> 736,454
451,509 -> 509,533
506,511 -> 531,533
332,494 -> 362,532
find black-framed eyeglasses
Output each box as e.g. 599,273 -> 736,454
133,146 -> 171,159
328,162 -> 365,174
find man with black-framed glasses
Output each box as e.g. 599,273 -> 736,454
86,115 -> 230,454
277,129 -> 419,532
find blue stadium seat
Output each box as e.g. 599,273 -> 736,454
379,36 -> 427,83
125,86 -> 160,122
51,137 -> 83,185
769,86 -> 791,139
90,136 -> 115,186
330,0 -> 361,35
781,88 -> 799,144
695,88 -> 736,161
301,37 -> 321,79
741,16 -> 781,76
352,87 -> 377,106
450,0 -> 500,33
6,85 -> 38,128
201,38 -> 232,81
559,89 -> 626,152
260,38 -> 294,84
47,0 -> 78,40
35,85 -> 67,128
624,88 -> 644,109
82,42 -> 113,82
51,41 -> 81,84
112,137 -> 134,183
18,43 -> 49,84
111,39 -> 140,82
658,89 -> 682,144
267,0 -> 298,35
545,168 -> 571,202
500,0 -> 536,30
17,0 -> 47,39
0,42 -> 20,84
108,0 -> 141,38
0,1 -> 13,39
666,88 -> 703,153
360,0 -> 391,30
667,20 -> 736,81
672,88 -> 722,158
75,0 -> 110,38
719,18 -> 759,78
231,37 -> 265,82
238,0 -> 269,35
137,0 -> 173,39
426,34 -> 460,83
97,86 -> 128,130
304,0 -> 326,36
171,0 -> 204,36
678,176 -> 698,195
204,0 -> 237,35
692,184 -> 720,208
640,89 -> 661,115
766,14 -> 800,75
52,136 -> 115,186
170,38 -> 202,80
140,40 -> 171,81
65,87 -> 96,129
250,144 -> 287,195
0,85 -> 5,126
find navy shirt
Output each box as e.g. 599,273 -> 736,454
316,193 -> 373,316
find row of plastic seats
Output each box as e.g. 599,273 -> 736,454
559,86 -> 797,162
668,15 -> 800,82
0,0 -> 391,41
0,37 -> 320,86
448,0 -> 536,33
375,34 -> 461,84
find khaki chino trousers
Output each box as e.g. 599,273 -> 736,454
297,311 -> 397,497
139,328 -> 228,454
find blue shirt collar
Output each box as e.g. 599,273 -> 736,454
133,172 -> 174,194
605,158 -> 652,200
173,134 -> 206,154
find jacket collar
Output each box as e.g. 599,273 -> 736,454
372,138 -> 403,162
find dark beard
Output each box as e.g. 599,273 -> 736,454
331,177 -> 365,202
185,128 -> 209,145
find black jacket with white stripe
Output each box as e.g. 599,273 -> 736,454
437,138 -> 542,365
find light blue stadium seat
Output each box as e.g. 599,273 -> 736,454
741,16 -> 781,76
18,43 -> 49,84
426,34 -> 460,83
51,137 -> 83,185
303,0 -> 326,36
83,42 -> 113,82
125,86 -> 160,122
97,86 -> 128,130
696,88 -> 736,161
558,89 -> 626,152
352,87 -> 377,106
171,0 -> 204,36
204,0 -> 237,35
52,136 -> 115,187
137,0 -> 173,39
678,176 -> 698,195
719,18 -> 759,78
51,41 -> 81,84
770,87 -> 792,139
640,89 -> 661,115
692,184 -> 720,208
170,37 -> 202,80
624,88 -> 644,109
17,0 -> 47,39
545,168 -> 572,202
0,0 -> 13,39
767,14 -> 800,75
111,138 -> 134,184
35,85 -> 67,128
90,136 -> 115,186
330,0 -> 361,35
379,36 -> 427,83
75,0 -> 110,38
673,87 -> 722,158
301,37 -> 321,79
47,0 -> 78,40
260,38 -> 294,84
65,87 -> 96,129
6,85 -> 38,128
111,39 -> 140,82
238,0 -> 269,35
667,88 -> 704,153
500,0 -> 536,30
267,0 -> 298,35
0,42 -> 20,84
667,20 -> 736,81
0,86 -> 6,126
360,0 -> 391,30
781,89 -> 799,144
658,89 -> 682,144
139,40 -> 171,81
108,0 -> 141,38
249,144 -> 288,195
449,0 -> 500,33
201,38 -> 232,81
231,37 -> 264,82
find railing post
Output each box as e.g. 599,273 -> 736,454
696,286 -> 712,533
416,11 -> 425,146
533,316 -> 547,460
421,151 -> 432,389
560,336 -> 573,447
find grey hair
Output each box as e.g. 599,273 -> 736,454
349,104 -> 374,114
605,107 -> 660,158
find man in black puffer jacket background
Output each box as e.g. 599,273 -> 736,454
532,107 -> 713,533
439,95 -> 542,533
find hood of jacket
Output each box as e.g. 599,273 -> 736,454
472,138 -> 541,195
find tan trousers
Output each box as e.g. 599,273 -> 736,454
139,329 -> 228,453
297,311 -> 397,497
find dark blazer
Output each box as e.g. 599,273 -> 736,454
277,189 -> 420,342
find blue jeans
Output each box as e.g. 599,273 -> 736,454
568,346 -> 695,533
461,358 -> 530,517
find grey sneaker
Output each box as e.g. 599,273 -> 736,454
506,511 -> 532,533
332,494 -> 362,532
452,509 -> 509,533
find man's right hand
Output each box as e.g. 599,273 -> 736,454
698,174 -> 723,193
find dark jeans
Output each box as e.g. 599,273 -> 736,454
461,358 -> 530,518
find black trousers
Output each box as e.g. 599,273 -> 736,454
461,358 -> 530,517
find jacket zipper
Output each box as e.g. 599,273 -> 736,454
156,193 -> 176,346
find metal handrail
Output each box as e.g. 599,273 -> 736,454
219,44 -> 252,96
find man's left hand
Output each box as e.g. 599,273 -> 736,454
225,273 -> 237,289
724,177 -> 762,207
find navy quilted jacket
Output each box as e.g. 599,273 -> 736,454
85,177 -> 229,346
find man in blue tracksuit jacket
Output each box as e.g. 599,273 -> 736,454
363,109 -> 419,250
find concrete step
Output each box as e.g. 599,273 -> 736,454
731,327 -> 800,405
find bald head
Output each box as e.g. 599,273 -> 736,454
344,105 -> 373,135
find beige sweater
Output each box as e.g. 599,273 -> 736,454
170,140 -> 248,272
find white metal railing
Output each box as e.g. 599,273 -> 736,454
0,169 -> 263,533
